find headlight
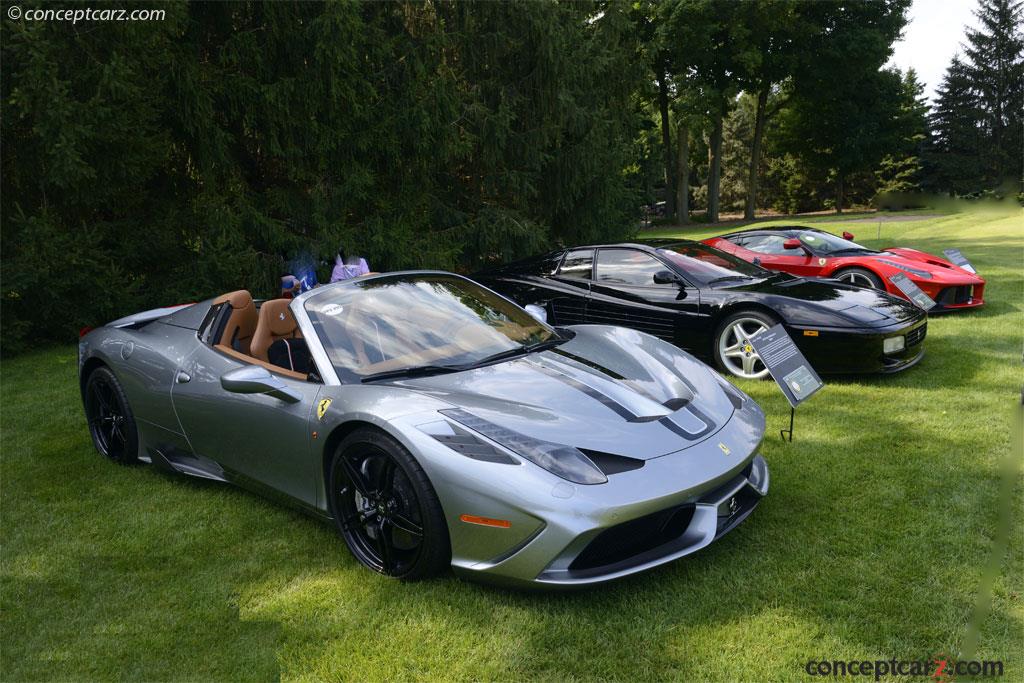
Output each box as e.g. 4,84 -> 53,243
878,259 -> 932,279
440,408 -> 607,485
883,336 -> 905,354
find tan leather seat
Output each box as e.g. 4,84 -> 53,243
251,299 -> 302,362
213,290 -> 258,355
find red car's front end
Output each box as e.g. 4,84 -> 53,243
875,248 -> 985,311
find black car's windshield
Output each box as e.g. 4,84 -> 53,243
797,231 -> 877,255
304,275 -> 555,383
656,243 -> 769,285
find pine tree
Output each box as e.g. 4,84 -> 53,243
962,0 -> 1024,185
929,57 -> 986,195
876,68 -> 930,197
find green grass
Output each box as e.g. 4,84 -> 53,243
3,207 -> 1022,682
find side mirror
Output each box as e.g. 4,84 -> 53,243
653,270 -> 681,285
783,238 -> 803,250
842,231 -> 855,241
524,304 -> 548,323
221,365 -> 301,403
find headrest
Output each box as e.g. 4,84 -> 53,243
261,299 -> 297,336
213,290 -> 253,309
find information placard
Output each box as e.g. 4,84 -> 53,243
748,324 -> 824,409
888,273 -> 936,310
942,248 -> 977,274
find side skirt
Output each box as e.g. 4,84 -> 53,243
147,446 -> 333,524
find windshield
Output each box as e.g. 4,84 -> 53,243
797,231 -> 875,254
656,243 -> 769,285
304,275 -> 554,382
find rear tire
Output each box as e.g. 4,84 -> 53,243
327,427 -> 450,580
83,367 -> 140,464
833,267 -> 883,290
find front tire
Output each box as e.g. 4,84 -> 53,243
83,366 -> 140,464
833,267 -> 883,290
713,310 -> 777,380
327,427 -> 450,580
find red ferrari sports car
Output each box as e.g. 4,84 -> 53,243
704,227 -> 985,312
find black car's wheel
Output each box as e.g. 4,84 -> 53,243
328,427 -> 450,580
84,367 -> 140,464
833,267 -> 883,290
713,310 -> 778,380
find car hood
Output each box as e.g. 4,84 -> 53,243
393,326 -> 748,460
726,274 -> 923,328
873,248 -> 984,282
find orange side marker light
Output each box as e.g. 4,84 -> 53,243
459,514 -> 511,528
803,330 -> 819,337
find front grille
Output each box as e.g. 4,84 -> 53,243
569,504 -> 694,571
551,298 -> 586,325
936,285 -> 973,305
906,323 -> 927,347
715,486 -> 761,534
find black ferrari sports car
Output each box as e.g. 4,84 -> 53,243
474,239 -> 928,379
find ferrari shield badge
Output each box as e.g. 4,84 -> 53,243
818,257 -> 827,266
317,398 -> 332,421
718,442 -> 731,456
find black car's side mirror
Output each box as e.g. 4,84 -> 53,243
653,270 -> 682,285
221,365 -> 301,403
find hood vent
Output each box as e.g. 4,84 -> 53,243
579,449 -> 645,475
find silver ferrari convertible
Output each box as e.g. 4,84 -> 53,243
78,272 -> 769,588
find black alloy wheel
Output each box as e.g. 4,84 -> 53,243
328,428 -> 449,580
84,367 -> 139,464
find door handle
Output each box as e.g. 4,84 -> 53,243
176,371 -> 191,384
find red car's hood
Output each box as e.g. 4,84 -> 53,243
870,248 -> 984,283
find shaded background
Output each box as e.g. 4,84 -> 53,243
2,0 -> 1021,354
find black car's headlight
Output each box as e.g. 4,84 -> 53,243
439,408 -> 608,485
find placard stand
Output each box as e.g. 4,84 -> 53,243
888,273 -> 936,311
747,324 -> 824,443
780,407 -> 795,442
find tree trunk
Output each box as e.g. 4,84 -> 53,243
707,110 -> 723,223
675,118 -> 689,224
836,173 -> 845,214
744,88 -> 768,220
656,70 -> 676,218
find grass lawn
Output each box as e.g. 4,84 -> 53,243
2,206 -> 1022,682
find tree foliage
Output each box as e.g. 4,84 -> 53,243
930,0 -> 1023,194
1,1 -> 642,352
3,0 -> 1017,354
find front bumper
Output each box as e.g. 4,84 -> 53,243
533,454 -> 768,586
790,317 -> 927,374
928,282 -> 985,313
448,450 -> 769,590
